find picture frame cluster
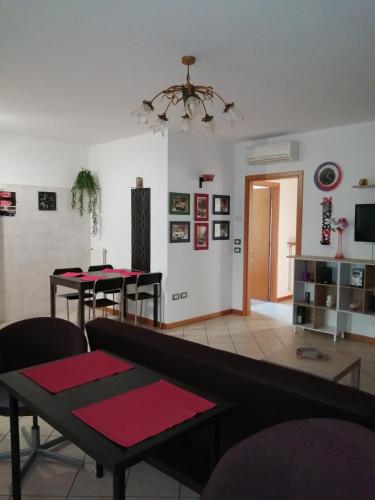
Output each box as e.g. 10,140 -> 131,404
169,192 -> 230,249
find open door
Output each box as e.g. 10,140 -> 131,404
249,183 -> 279,301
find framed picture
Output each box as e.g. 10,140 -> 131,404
195,223 -> 209,250
213,221 -> 230,240
0,191 -> 16,217
38,191 -> 57,211
212,195 -> 230,215
194,193 -> 209,221
169,221 -> 190,243
169,192 -> 190,215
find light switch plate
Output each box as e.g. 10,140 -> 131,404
172,293 -> 180,300
180,291 -> 188,299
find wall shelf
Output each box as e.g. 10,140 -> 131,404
352,184 -> 375,189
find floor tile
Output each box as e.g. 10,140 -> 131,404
19,459 -> 78,497
68,464 -> 116,497
184,322 -> 206,331
126,462 -> 179,497
180,483 -> 200,498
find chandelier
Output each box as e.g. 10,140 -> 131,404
131,56 -> 243,136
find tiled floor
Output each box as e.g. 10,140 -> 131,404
1,300 -> 375,499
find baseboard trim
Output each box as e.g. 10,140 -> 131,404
346,332 -> 375,344
163,309 -> 236,329
276,295 -> 293,302
103,307 -> 244,329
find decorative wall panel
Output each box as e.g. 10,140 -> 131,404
131,188 -> 150,272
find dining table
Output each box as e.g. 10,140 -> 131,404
49,270 -> 139,333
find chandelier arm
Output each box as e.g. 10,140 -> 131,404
150,90 -> 166,103
211,90 -> 230,106
163,99 -> 174,115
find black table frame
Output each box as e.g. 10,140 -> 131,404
1,355 -> 230,500
50,272 -> 160,333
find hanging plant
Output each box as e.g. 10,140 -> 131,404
71,168 -> 100,235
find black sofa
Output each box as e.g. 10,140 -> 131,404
86,318 -> 375,492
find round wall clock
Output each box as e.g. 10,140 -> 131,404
314,162 -> 342,191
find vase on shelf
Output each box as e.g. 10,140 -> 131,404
335,230 -> 344,259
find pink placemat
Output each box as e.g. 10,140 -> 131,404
21,351 -> 134,393
80,275 -> 107,281
120,270 -> 142,277
72,380 -> 216,447
102,268 -> 124,273
61,271 -> 85,277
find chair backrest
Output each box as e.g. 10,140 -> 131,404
93,277 -> 123,294
53,267 -> 83,275
88,264 -> 114,272
0,317 -> 87,374
136,272 -> 162,288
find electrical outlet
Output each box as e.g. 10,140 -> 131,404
172,293 -> 180,301
234,247 -> 241,253
180,291 -> 188,299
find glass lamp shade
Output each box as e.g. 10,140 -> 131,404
151,116 -> 168,136
203,118 -> 219,135
184,95 -> 201,119
131,101 -> 153,125
223,103 -> 244,125
181,115 -> 194,135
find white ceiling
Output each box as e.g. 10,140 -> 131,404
0,0 -> 374,144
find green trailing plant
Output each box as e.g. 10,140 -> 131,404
71,168 -> 100,235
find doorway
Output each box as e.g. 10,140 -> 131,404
243,171 -> 303,315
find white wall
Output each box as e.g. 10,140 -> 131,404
89,132 -> 168,319
166,131 -> 234,323
232,120 -> 375,310
0,133 -> 88,187
0,133 -> 90,321
277,178 -> 298,298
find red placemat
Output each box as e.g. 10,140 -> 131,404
120,270 -> 142,277
61,271 -> 86,277
72,380 -> 216,447
80,275 -> 107,281
21,351 -> 134,393
102,268 -> 124,273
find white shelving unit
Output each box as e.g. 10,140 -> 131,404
292,256 -> 375,342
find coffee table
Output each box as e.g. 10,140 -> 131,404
0,355 -> 231,500
262,345 -> 361,388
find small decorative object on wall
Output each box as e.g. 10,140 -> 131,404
0,191 -> 16,217
314,162 -> 342,191
199,174 -> 215,189
234,238 -> 241,245
169,192 -> 190,215
212,195 -> 230,215
38,191 -> 56,211
213,220 -> 230,240
234,247 -> 241,253
320,197 -> 332,245
195,222 -> 209,250
328,216 -> 349,260
170,221 -> 190,243
136,177 -> 143,189
71,168 -> 100,235
194,193 -> 209,221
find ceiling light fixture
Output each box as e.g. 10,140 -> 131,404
131,56 -> 243,136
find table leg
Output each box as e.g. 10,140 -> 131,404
351,362 -> 361,389
50,280 -> 56,318
153,284 -> 158,327
9,394 -> 21,500
78,287 -> 85,334
96,462 -> 104,478
113,470 -> 126,499
210,420 -> 221,471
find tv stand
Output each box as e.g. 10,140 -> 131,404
292,256 -> 375,342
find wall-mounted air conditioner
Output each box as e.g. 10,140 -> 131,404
246,141 -> 299,165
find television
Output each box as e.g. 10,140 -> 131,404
355,204 -> 375,242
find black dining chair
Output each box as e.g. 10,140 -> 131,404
0,317 -> 87,480
53,267 -> 93,322
124,272 -> 162,326
87,264 -> 114,272
84,277 -> 124,320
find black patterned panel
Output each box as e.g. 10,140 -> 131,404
131,188 -> 150,272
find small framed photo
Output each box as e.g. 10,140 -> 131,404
212,195 -> 230,215
194,193 -> 209,221
195,223 -> 209,250
38,191 -> 57,211
170,221 -> 190,243
0,191 -> 16,217
213,221 -> 230,240
169,192 -> 190,215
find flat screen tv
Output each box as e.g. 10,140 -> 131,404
355,204 -> 375,242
